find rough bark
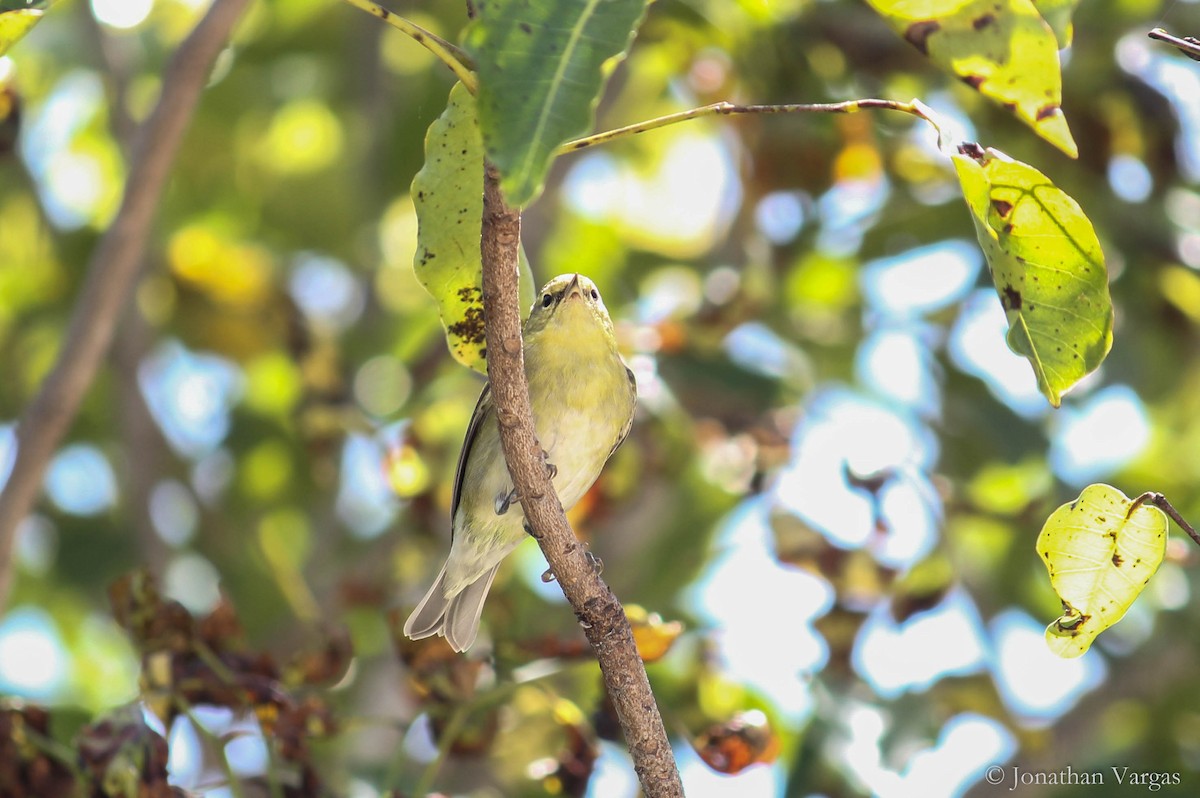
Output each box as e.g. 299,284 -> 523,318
479,164 -> 684,796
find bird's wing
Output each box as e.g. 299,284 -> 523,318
607,365 -> 637,460
451,381 -> 492,532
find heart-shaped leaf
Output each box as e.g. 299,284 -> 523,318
1037,484 -> 1167,658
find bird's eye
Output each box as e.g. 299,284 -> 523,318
589,289 -> 599,300
541,293 -> 554,308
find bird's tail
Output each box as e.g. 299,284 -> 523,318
403,563 -> 500,653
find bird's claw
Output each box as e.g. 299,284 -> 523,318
586,550 -> 604,575
495,452 -> 556,518
541,549 -> 602,584
495,487 -> 520,516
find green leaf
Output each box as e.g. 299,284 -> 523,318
1037,484 -> 1168,658
952,147 -> 1112,406
412,83 -> 489,374
0,8 -> 42,56
865,0 -> 1076,156
412,83 -> 535,374
1033,0 -> 1080,47
464,0 -> 651,207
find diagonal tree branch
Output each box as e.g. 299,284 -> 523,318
479,164 -> 684,797
0,0 -> 253,612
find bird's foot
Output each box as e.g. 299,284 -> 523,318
585,549 -> 604,576
539,547 -> 602,584
494,452 -> 555,517
495,486 -> 521,516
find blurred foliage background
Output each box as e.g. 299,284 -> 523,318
2,0 -> 1200,795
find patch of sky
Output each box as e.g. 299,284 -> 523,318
852,589 -> 987,699
988,609 -> 1106,725
772,387 -> 938,566
861,240 -> 983,320
45,443 -> 118,516
0,606 -> 70,701
149,479 -> 199,547
725,321 -> 811,384
289,252 -> 365,333
560,133 -> 741,254
1048,384 -> 1150,487
1108,154 -> 1153,203
677,734 -> 785,798
139,340 -> 243,459
0,422 -> 15,491
92,0 -> 153,30
585,742 -> 639,798
336,433 -> 400,538
835,703 -> 1015,798
755,190 -> 808,244
18,71 -> 106,229
163,552 -> 222,615
948,290 -> 1048,419
815,175 -> 890,256
855,325 -> 941,419
686,498 -> 832,721
15,515 -> 56,575
1117,33 -> 1200,181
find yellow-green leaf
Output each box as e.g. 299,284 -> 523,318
952,146 -> 1112,406
464,0 -> 651,207
1037,484 -> 1167,658
865,0 -> 1076,156
0,8 -> 42,57
412,83 -> 535,373
1032,0 -> 1080,48
412,83 -> 489,374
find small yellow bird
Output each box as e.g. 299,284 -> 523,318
404,274 -> 637,651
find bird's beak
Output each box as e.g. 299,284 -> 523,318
565,273 -> 583,301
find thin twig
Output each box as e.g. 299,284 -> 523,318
557,97 -> 938,155
479,164 -> 683,797
1127,491 -> 1200,548
340,0 -> 478,92
0,0 -> 252,613
1149,27 -> 1200,61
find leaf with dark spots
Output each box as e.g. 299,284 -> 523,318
1001,285 -> 1022,310
411,84 -> 489,374
953,147 -> 1111,406
1038,484 -> 1168,657
448,304 -> 487,347
867,0 -> 1076,155
1037,103 -> 1059,120
903,19 -> 940,54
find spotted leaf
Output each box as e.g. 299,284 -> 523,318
412,83 -> 534,373
1037,484 -> 1167,658
865,0 -> 1076,156
953,146 -> 1111,407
